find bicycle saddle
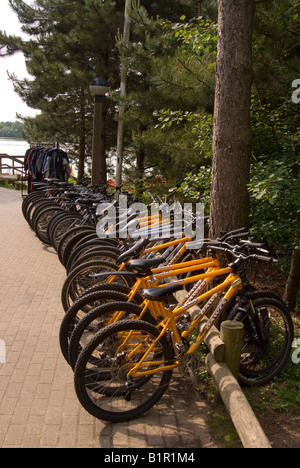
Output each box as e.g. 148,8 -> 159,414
143,283 -> 184,302
44,178 -> 60,183
116,238 -> 149,264
127,257 -> 166,276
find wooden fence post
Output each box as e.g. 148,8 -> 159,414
220,320 -> 244,380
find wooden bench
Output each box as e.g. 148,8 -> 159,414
0,174 -> 18,184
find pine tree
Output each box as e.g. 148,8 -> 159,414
114,1 -> 217,193
0,0 -> 123,179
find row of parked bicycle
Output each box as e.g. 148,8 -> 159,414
22,178 -> 294,423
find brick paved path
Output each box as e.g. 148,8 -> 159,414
0,187 -> 217,448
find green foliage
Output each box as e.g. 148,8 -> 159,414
249,97 -> 300,254
115,7 -> 216,189
173,15 -> 218,61
0,121 -> 24,138
1,0 -> 124,163
169,168 -> 211,214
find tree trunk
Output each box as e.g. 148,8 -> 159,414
284,216 -> 300,313
77,131 -> 85,183
283,249 -> 300,313
115,0 -> 132,187
136,145 -> 145,199
209,0 -> 255,239
77,94 -> 86,182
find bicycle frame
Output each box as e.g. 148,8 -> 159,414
121,270 -> 243,378
102,235 -> 193,285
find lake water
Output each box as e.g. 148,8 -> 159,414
0,137 -> 29,156
0,137 -> 29,173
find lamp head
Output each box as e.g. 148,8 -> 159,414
90,77 -> 109,97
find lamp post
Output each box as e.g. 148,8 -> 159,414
90,77 -> 109,187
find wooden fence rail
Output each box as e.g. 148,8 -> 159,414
0,154 -> 27,196
0,154 -> 25,176
172,287 -> 272,449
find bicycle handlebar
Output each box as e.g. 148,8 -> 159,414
207,244 -> 278,265
217,227 -> 249,242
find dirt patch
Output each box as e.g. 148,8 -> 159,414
254,409 -> 300,448
247,262 -> 288,298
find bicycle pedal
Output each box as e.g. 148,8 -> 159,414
193,386 -> 207,398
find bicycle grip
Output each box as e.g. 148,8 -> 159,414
255,254 -> 278,263
240,240 -> 265,248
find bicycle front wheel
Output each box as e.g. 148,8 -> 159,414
229,296 -> 294,387
74,319 -> 175,422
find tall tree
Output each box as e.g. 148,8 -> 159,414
114,2 -> 216,193
115,0 -> 132,187
209,0 -> 255,238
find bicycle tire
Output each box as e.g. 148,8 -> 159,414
22,192 -> 45,219
74,319 -> 174,422
30,201 -> 60,229
76,283 -> 145,305
59,290 -> 128,363
59,283 -> 144,362
67,248 -> 119,273
228,296 -> 294,387
33,206 -> 66,244
27,199 -> 56,227
49,213 -> 86,250
23,191 -> 46,215
61,259 -> 133,311
62,232 -> 99,267
69,301 -> 155,369
46,211 -> 78,246
57,226 -> 96,264
63,237 -> 115,269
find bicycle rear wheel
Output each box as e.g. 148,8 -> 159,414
33,206 -> 66,244
69,301 -> 155,369
57,226 -> 96,264
59,283 -> 145,363
48,213 -> 85,250
67,248 -> 119,273
61,260 -> 132,311
74,319 -> 174,422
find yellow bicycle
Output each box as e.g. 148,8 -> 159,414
73,242 -> 293,422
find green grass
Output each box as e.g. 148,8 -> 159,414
0,181 -> 27,191
0,180 -> 15,189
244,315 -> 300,413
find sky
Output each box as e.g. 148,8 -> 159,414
0,0 -> 39,122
